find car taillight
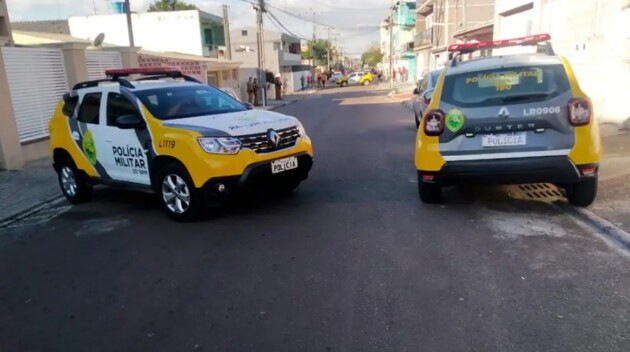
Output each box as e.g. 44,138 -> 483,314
423,109 -> 445,136
568,97 -> 592,126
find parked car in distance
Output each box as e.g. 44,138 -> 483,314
329,71 -> 342,82
336,71 -> 373,86
411,69 -> 442,129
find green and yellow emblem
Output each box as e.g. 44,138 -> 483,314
445,108 -> 465,133
82,130 -> 97,165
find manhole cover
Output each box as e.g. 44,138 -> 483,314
506,183 -> 564,202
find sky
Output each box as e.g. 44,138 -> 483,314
6,0 -> 396,56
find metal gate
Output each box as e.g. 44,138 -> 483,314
2,47 -> 69,143
85,50 -> 122,80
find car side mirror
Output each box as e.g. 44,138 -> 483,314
243,102 -> 255,110
115,114 -> 145,129
413,88 -> 420,95
423,90 -> 434,103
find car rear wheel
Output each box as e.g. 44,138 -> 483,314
566,177 -> 598,207
341,81 -> 348,87
57,158 -> 92,204
158,163 -> 203,222
418,179 -> 442,203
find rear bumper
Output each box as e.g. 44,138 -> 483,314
419,156 -> 597,186
201,153 -> 313,198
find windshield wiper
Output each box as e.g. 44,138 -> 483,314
501,93 -> 550,103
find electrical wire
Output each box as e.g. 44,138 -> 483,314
268,0 -> 387,11
265,10 -> 307,39
265,2 -> 381,30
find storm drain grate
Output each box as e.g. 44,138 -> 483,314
507,183 -> 564,202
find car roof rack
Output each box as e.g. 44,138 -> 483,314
448,33 -> 554,67
71,67 -> 202,91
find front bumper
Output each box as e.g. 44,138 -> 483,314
419,156 -> 597,186
201,153 -> 313,198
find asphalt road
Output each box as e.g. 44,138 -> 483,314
1,86 -> 629,352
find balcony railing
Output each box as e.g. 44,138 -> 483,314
414,27 -> 433,48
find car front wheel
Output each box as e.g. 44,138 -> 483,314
415,112 -> 420,129
158,163 -> 204,221
57,159 -> 92,204
566,177 -> 597,207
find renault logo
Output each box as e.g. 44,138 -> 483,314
498,107 -> 510,120
267,129 -> 280,148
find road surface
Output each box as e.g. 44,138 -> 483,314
1,86 -> 629,352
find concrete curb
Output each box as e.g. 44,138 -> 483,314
0,195 -> 65,228
558,202 -> 630,250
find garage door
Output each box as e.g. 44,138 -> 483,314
85,51 -> 122,80
2,47 -> 69,143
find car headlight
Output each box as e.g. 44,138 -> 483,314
197,137 -> 241,154
297,122 -> 308,138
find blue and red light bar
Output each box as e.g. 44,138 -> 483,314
105,66 -> 181,77
448,33 -> 551,53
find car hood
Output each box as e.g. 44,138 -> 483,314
162,109 -> 298,137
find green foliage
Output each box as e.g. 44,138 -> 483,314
148,0 -> 197,11
361,47 -> 384,67
301,39 -> 330,66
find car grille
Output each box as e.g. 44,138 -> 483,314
238,126 -> 300,154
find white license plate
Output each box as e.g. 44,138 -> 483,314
271,156 -> 298,174
481,132 -> 527,148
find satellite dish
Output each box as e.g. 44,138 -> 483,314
93,33 -> 105,48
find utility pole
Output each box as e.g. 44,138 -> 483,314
255,0 -> 267,106
311,9 -> 316,84
326,28 -> 332,73
444,0 -> 449,49
222,4 -> 232,60
124,0 -> 134,47
388,6 -> 395,89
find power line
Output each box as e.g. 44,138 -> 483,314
266,10 -> 307,39
265,2 -> 381,30
268,0 -> 387,11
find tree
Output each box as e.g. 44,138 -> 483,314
148,0 -> 197,11
301,39 -> 330,67
361,47 -> 384,68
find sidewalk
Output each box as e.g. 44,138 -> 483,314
256,88 -> 317,111
0,157 -> 59,226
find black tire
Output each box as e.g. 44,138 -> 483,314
56,157 -> 92,204
566,177 -> 598,207
415,113 -> 420,129
418,180 -> 442,203
341,81 -> 348,87
157,162 -> 204,222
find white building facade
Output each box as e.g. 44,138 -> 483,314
494,0 -> 630,124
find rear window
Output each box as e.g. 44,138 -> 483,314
441,64 -> 571,107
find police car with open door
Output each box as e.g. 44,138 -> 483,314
49,67 -> 313,221
415,34 -> 600,206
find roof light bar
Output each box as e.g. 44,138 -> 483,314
448,33 -> 551,53
105,66 -> 182,78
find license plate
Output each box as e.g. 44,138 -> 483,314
271,156 -> 298,174
481,132 -> 527,148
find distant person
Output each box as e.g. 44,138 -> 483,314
322,73 -> 327,88
307,73 -> 312,87
246,77 -> 254,103
300,74 -> 305,90
253,78 -> 260,106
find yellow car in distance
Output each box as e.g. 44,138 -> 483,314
337,71 -> 374,87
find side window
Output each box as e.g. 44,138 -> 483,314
62,94 -> 78,117
77,93 -> 102,124
107,93 -> 139,126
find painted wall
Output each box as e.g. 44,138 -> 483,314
69,11 -> 205,56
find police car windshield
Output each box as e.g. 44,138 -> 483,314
441,64 -> 571,107
134,85 -> 247,120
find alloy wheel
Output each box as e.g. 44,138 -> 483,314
162,174 -> 191,214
